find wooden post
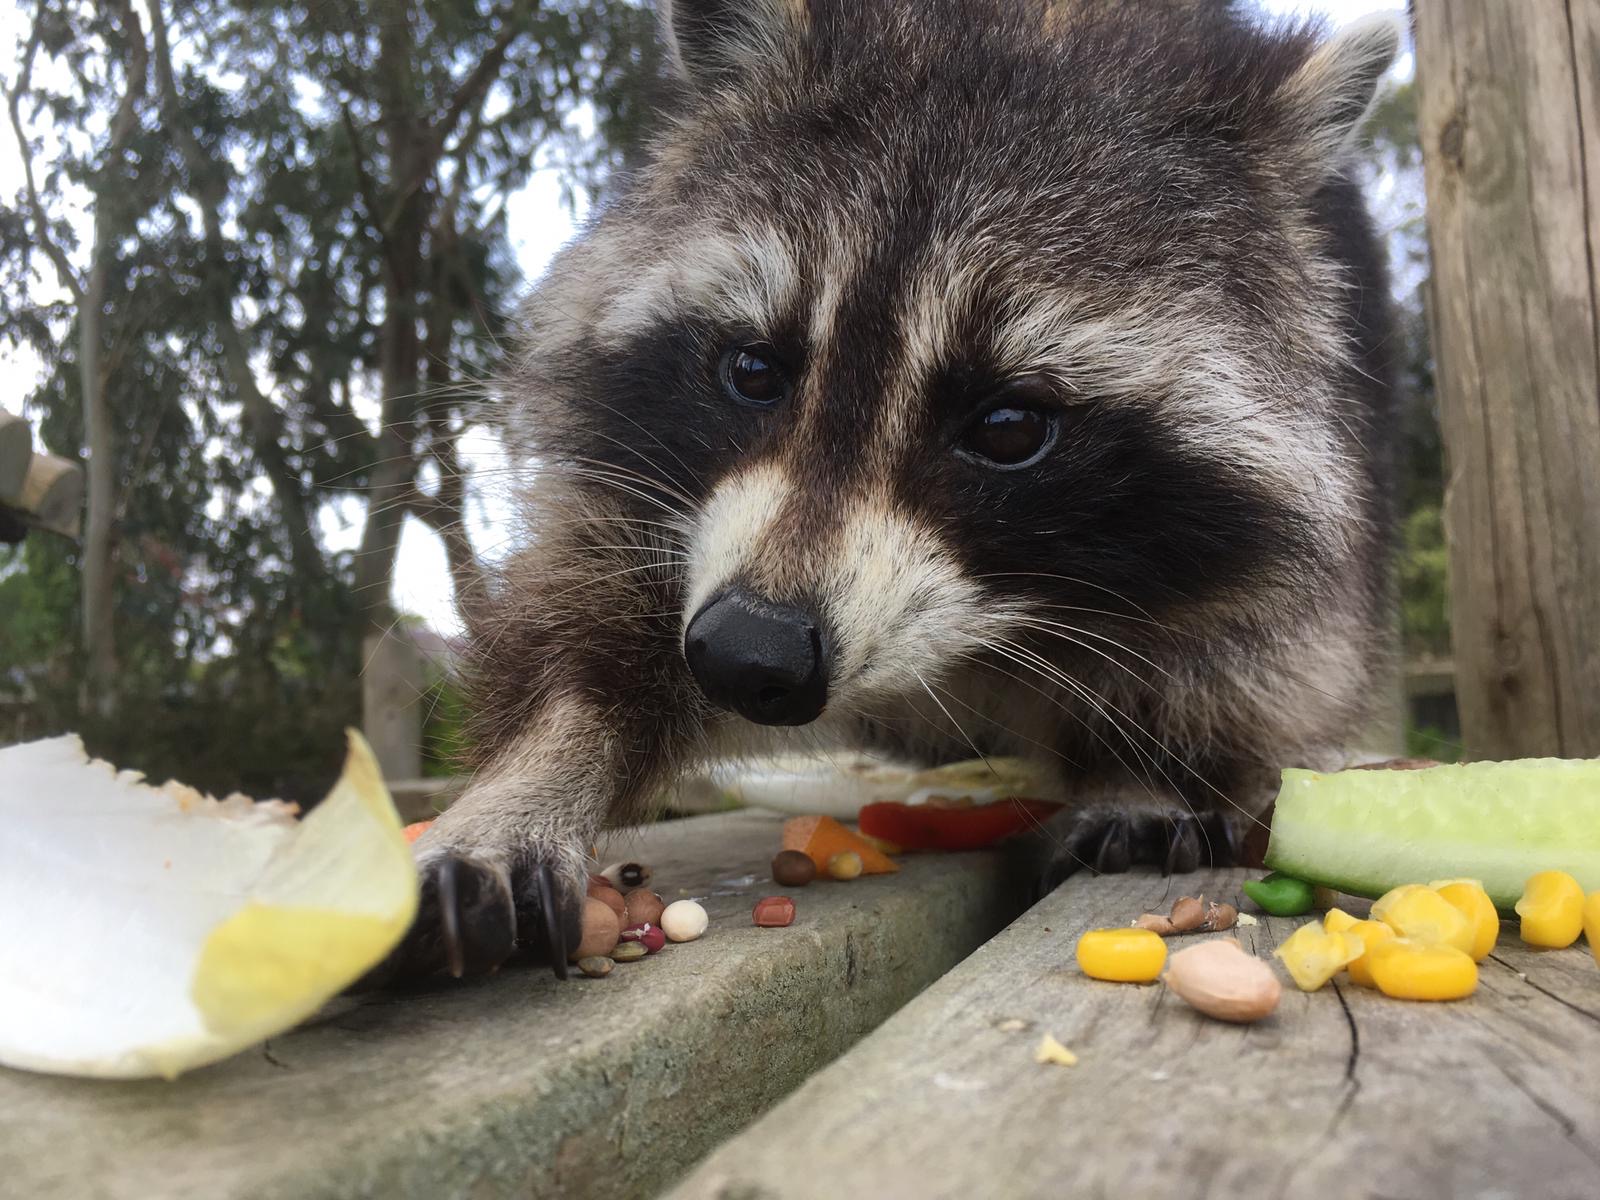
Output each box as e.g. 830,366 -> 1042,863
0,411 -> 30,503
361,632 -> 426,782
1414,1 -> 1600,758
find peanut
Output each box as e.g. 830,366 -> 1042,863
1163,938 -> 1281,1023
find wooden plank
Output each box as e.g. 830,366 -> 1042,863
0,410 -> 30,504
17,453 -> 83,537
670,869 -> 1600,1199
0,811 -> 1040,1200
1415,0 -> 1600,758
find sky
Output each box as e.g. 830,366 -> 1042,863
1,1 -> 1409,638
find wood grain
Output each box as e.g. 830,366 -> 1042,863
1414,0 -> 1600,758
670,869 -> 1600,1200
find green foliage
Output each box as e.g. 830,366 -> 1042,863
1399,504 -> 1451,659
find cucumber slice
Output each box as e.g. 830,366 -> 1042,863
1263,759 -> 1600,911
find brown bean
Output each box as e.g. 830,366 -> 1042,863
771,850 -> 817,887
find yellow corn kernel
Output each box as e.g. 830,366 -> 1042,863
1343,919 -> 1398,988
1371,883 -> 1474,954
1515,871 -> 1585,948
1367,938 -> 1478,1000
1273,922 -> 1364,992
1429,879 -> 1499,962
1584,892 -> 1600,967
1075,927 -> 1167,982
1323,907 -> 1359,934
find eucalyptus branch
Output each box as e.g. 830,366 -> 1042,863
5,24 -> 84,300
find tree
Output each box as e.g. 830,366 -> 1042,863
0,0 -> 657,797
1415,0 -> 1600,758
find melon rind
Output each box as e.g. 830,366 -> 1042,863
1263,758 -> 1600,911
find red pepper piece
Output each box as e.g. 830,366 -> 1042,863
857,798 -> 1060,852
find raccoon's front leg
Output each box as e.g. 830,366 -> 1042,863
371,508 -> 701,982
379,701 -> 657,982
1036,760 -> 1270,895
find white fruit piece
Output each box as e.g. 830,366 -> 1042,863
0,730 -> 417,1079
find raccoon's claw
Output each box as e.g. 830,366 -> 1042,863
356,855 -> 581,988
1037,807 -> 1242,898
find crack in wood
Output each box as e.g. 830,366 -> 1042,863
1488,953 -> 1600,1025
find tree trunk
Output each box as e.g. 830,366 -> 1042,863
79,204 -> 118,717
1414,0 -> 1600,758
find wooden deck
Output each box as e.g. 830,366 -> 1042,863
673,868 -> 1600,1200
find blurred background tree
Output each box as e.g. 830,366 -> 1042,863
0,0 -> 657,797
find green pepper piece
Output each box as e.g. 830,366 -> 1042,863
1242,872 -> 1317,917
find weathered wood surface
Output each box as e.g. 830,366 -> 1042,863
0,410 -> 30,502
0,811 -> 1038,1200
1415,0 -> 1600,758
672,868 -> 1600,1200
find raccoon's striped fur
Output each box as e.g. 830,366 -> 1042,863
392,0 -> 1404,978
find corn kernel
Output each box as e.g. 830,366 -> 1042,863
1367,938 -> 1477,1000
1323,907 -> 1359,934
1343,919 -> 1398,988
1371,883 -> 1474,954
1515,871 -> 1585,948
1075,927 -> 1167,982
1584,892 -> 1600,967
1273,922 -> 1364,991
1430,879 -> 1500,961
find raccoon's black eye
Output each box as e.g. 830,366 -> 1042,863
720,343 -> 789,407
960,406 -> 1058,469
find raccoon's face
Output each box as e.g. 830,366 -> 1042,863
513,0 -> 1400,731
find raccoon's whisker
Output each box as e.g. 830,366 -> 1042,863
1021,602 -> 1200,645
564,468 -> 693,523
910,668 -> 1000,781
568,457 -> 699,511
1006,614 -> 1177,684
987,635 -> 1257,832
975,571 -> 1166,625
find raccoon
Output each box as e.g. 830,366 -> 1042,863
385,0 -> 1403,979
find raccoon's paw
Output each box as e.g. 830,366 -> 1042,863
358,846 -> 585,987
1036,805 -> 1244,898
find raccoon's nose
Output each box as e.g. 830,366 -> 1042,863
683,590 -> 829,726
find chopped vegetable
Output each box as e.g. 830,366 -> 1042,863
1366,939 -> 1478,1000
402,820 -> 433,844
1430,879 -> 1500,961
1075,928 -> 1167,982
1515,870 -> 1586,948
1264,759 -> 1600,909
1371,884 -> 1474,954
826,850 -> 864,880
1242,872 -> 1317,916
1273,922 -> 1364,991
1034,1033 -> 1078,1066
780,815 -> 898,875
1323,907 -> 1360,934
1343,919 -> 1398,988
856,797 -> 1060,852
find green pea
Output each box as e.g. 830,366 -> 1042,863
1242,872 -> 1317,917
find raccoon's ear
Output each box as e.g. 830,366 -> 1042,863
660,0 -> 809,89
1277,14 -> 1405,179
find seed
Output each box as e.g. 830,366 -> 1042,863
827,851 -> 864,881
577,956 -> 613,978
624,889 -> 665,927
600,861 -> 651,890
570,896 -> 621,961
1273,921 -> 1364,991
619,922 -> 666,954
586,880 -> 627,920
1366,938 -> 1478,1000
1372,884 -> 1474,954
1430,879 -> 1500,960
1163,939 -> 1281,1023
1205,902 -> 1238,932
771,849 -> 817,887
1514,870 -> 1585,948
610,941 -> 647,962
1168,896 -> 1206,932
753,895 -> 796,927
660,899 -> 709,942
1075,928 -> 1167,982
1241,873 -> 1317,917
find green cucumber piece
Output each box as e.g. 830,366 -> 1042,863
1241,872 -> 1317,916
1263,758 -> 1600,911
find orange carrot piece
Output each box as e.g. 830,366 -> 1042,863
402,820 -> 433,844
781,814 -> 899,874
